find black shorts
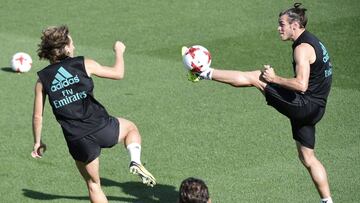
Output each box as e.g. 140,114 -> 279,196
264,84 -> 325,149
66,116 -> 120,163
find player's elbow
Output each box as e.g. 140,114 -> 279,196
33,114 -> 43,124
113,65 -> 125,80
111,69 -> 125,80
113,72 -> 124,80
298,83 -> 308,93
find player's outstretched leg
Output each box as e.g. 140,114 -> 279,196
117,118 -> 156,187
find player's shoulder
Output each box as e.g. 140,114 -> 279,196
294,42 -> 315,55
294,43 -> 316,64
84,58 -> 101,69
84,58 -> 101,76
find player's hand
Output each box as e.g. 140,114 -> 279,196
31,142 -> 47,159
262,64 -> 276,83
114,41 -> 126,54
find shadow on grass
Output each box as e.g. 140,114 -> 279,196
1,67 -> 15,72
22,177 -> 178,202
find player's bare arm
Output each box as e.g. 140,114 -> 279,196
85,41 -> 126,79
32,79 -> 46,158
262,43 -> 313,93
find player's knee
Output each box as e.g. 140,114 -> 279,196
298,152 -> 316,168
128,120 -> 139,133
87,179 -> 101,192
119,118 -> 139,133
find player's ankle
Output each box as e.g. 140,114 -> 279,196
200,68 -> 214,80
320,197 -> 333,203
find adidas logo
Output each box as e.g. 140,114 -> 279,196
50,67 -> 80,92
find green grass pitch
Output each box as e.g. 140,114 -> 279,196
0,0 -> 359,202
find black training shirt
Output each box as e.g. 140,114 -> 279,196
37,56 -> 110,141
292,30 -> 333,107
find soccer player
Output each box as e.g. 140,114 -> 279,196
185,3 -> 333,203
32,25 -> 156,203
178,177 -> 211,203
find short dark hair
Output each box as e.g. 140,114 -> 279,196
37,25 -> 70,64
178,177 -> 210,203
279,3 -> 308,28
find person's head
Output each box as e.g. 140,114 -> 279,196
278,3 -> 307,41
37,25 -> 75,64
178,177 -> 211,203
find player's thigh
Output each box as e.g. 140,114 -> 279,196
116,117 -> 139,142
291,121 -> 316,149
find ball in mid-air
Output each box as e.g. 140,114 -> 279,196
11,52 -> 32,73
182,45 -> 211,72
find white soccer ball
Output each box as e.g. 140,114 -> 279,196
11,52 -> 32,73
182,45 -> 211,72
